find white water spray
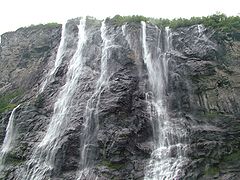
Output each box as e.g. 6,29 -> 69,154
39,22 -> 67,93
197,24 -> 204,35
197,24 -> 208,40
77,20 -> 112,180
141,21 -> 189,180
0,105 -> 21,170
23,18 -> 87,180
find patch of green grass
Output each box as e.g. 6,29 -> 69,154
0,89 -> 23,113
4,152 -> 24,165
204,166 -> 219,176
101,160 -> 125,170
223,150 -> 240,162
205,111 -> 220,118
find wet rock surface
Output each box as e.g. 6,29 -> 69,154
0,19 -> 240,180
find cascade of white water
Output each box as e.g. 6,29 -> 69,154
197,24 -> 204,36
122,23 -> 132,53
142,21 -> 189,180
122,23 -> 133,50
0,105 -> 20,170
77,20 -> 111,180
197,24 -> 208,40
122,23 -> 127,37
162,27 -> 172,86
39,22 -> 67,93
22,18 -> 87,180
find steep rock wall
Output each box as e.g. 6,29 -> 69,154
0,18 -> 239,180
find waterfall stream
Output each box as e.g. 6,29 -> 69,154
22,18 -> 87,180
0,105 -> 20,171
77,20 -> 113,180
141,21 -> 189,180
39,22 -> 67,93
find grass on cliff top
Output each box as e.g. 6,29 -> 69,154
0,89 -> 23,113
110,13 -> 240,41
110,13 -> 240,31
27,22 -> 60,29
101,160 -> 125,170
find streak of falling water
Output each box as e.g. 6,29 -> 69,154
39,22 -> 67,93
0,105 -> 21,171
77,20 -> 111,180
22,18 -> 87,180
141,21 -> 189,180
122,23 -> 127,37
197,24 -> 208,40
197,24 -> 204,36
162,27 -> 172,85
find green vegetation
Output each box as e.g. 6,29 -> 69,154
204,166 -> 219,176
110,15 -> 148,26
0,89 -> 23,113
28,22 -> 60,29
203,150 -> 240,177
101,160 -> 125,170
204,111 -> 220,118
222,150 -> 240,162
4,152 -> 23,165
110,13 -> 240,41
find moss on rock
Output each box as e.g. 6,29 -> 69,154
0,89 -> 23,113
204,166 -> 220,176
101,160 -> 125,170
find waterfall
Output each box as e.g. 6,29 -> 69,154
39,22 -> 67,93
197,24 -> 208,40
122,23 -> 127,37
122,23 -> 132,49
22,18 -> 87,180
0,105 -> 20,171
77,20 -> 111,180
141,22 -> 189,180
197,24 -> 204,36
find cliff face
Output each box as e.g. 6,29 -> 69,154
0,17 -> 239,180
0,24 -> 61,93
